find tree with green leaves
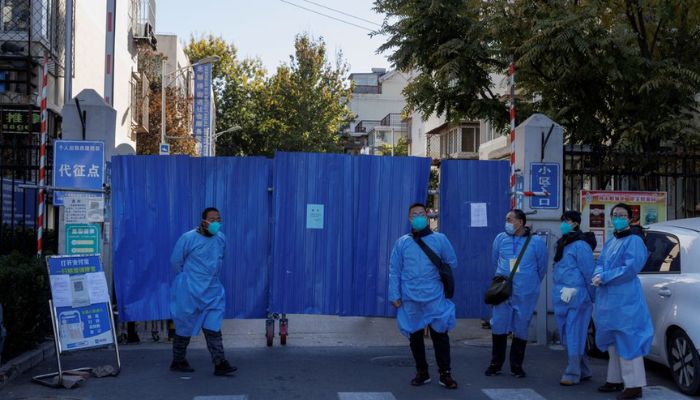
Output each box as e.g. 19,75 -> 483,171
377,137 -> 409,156
257,34 -> 354,155
185,35 -> 266,156
185,34 -> 353,156
374,0 -> 506,126
489,0 -> 700,152
374,0 -> 700,153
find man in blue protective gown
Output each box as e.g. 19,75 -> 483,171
593,203 -> 652,400
169,207 -> 237,376
389,202 -> 458,389
552,211 -> 596,386
485,209 -> 548,378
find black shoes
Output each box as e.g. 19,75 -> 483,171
510,367 -> 526,378
617,387 -> 642,399
485,364 -> 502,376
598,382 -> 625,392
169,359 -> 194,373
214,359 -> 238,376
410,369 -> 431,386
439,371 -> 458,389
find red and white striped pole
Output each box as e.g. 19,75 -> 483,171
509,57 -> 517,209
37,53 -> 48,258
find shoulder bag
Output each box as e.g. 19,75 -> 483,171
484,234 -> 532,305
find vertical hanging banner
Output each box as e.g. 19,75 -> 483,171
193,63 -> 212,157
47,254 -> 113,352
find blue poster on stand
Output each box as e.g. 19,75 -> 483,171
530,162 -> 560,209
52,141 -> 105,205
47,254 -> 113,352
193,64 -> 212,157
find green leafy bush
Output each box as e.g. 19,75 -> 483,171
0,252 -> 51,362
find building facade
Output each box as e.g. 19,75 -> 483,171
344,68 -> 409,155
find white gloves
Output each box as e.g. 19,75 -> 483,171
591,275 -> 602,287
560,287 -> 578,303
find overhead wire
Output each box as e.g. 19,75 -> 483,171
299,0 -> 382,27
278,0 -> 378,32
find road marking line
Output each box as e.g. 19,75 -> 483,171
482,388 -> 547,400
338,393 -> 397,400
643,386 -> 691,399
193,396 -> 248,400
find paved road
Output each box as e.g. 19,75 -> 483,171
0,334 -> 691,400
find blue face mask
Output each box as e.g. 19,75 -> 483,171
560,221 -> 573,235
207,221 -> 221,235
411,215 -> 428,231
505,222 -> 516,235
612,217 -> 629,231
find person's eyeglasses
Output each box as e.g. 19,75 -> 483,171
611,214 -> 628,218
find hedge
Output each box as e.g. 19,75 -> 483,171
0,252 -> 52,362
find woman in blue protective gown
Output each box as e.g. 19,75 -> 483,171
552,211 -> 596,386
593,203 -> 652,400
389,202 -> 458,389
169,207 -> 237,376
485,209 -> 548,378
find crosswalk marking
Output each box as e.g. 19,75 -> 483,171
482,388 -> 547,400
193,396 -> 248,400
189,386 -> 687,400
338,393 -> 397,400
643,386 -> 691,399
482,386 -> 689,400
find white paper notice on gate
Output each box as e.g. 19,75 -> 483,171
470,203 -> 488,227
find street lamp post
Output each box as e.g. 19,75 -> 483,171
160,55 -> 220,154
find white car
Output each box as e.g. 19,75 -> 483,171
639,218 -> 700,395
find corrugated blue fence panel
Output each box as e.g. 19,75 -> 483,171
439,160 -> 511,318
348,155 -> 431,317
112,155 -> 271,322
270,152 -> 431,316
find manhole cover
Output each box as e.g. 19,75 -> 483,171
370,355 -> 422,367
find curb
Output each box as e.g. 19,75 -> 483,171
0,341 -> 55,389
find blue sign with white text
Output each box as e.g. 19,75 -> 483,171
193,63 -> 212,157
52,141 -> 105,205
47,255 -> 113,352
530,162 -> 560,209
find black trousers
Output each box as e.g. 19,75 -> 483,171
409,326 -> 451,372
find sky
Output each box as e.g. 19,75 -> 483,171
156,0 -> 392,75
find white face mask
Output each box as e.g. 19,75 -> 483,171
505,222 -> 516,235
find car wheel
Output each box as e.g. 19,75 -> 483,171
585,319 -> 608,359
668,329 -> 700,395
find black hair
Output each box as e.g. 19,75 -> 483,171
610,203 -> 633,218
408,202 -> 427,214
561,211 -> 582,225
202,207 -> 219,220
510,208 -> 526,225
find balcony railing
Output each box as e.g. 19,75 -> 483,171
354,120 -> 380,134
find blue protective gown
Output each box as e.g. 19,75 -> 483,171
170,229 -> 226,337
552,238 -> 595,357
594,233 -> 653,360
491,232 -> 548,339
389,232 -> 458,337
